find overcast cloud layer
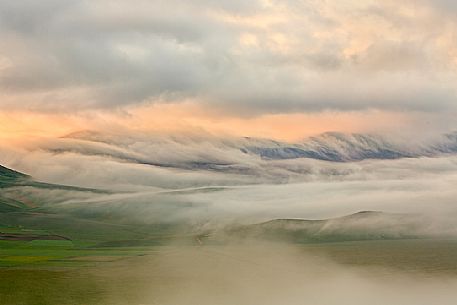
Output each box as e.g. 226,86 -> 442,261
1,0 -> 457,114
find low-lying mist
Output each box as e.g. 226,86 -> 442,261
2,132 -> 457,229
87,242 -> 457,305
2,131 -> 457,304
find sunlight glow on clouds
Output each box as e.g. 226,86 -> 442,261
0,0 -> 456,139
0,103 -> 423,142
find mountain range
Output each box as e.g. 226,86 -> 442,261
33,130 -> 457,173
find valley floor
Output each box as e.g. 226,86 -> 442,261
2,239 -> 457,305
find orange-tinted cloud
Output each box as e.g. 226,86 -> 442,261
0,111 -> 83,139
0,102 -> 418,143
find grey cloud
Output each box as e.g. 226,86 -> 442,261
422,0 -> 457,12
1,0 -> 457,113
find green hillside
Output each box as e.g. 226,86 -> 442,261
0,165 -> 29,187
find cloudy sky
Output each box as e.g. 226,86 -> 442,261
1,0 -> 457,141
2,0 -> 457,228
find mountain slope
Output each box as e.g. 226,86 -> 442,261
242,132 -> 414,161
0,163 -> 106,214
0,165 -> 29,187
0,165 -> 31,212
55,130 -> 457,169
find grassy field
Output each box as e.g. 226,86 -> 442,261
1,239 -> 457,305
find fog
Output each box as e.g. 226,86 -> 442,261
2,132 -> 457,224
2,132 -> 457,304
89,243 -> 457,305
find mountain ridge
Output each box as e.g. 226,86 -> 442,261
0,164 -> 29,180
220,211 -> 442,243
58,130 -> 457,166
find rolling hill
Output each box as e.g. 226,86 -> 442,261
220,211 -> 447,243
0,164 -> 195,246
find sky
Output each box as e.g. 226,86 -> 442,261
1,0 -> 457,141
